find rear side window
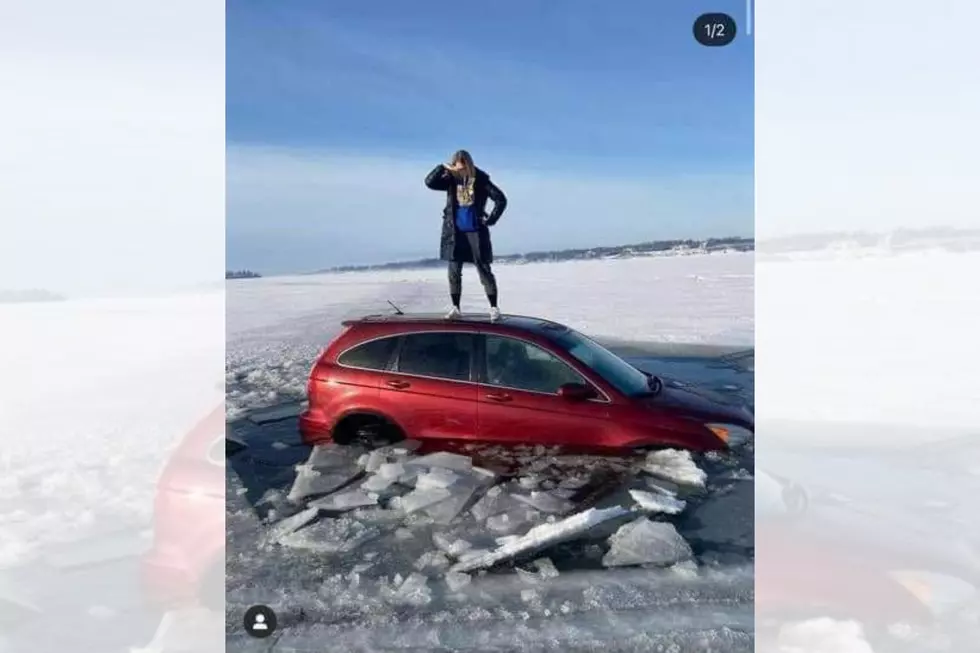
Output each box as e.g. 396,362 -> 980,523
396,332 -> 475,382
337,336 -> 398,370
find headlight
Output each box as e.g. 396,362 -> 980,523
889,570 -> 977,615
705,423 -> 753,447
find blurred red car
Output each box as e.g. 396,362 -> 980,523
300,314 -> 753,453
141,404 -> 225,609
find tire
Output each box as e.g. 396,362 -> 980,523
333,414 -> 404,448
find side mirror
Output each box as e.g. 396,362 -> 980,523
558,382 -> 596,401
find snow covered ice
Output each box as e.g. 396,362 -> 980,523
223,252 -> 756,650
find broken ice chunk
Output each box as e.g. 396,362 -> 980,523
360,474 -> 397,493
469,486 -> 503,521
470,466 -> 497,483
456,548 -> 492,564
444,571 -> 471,593
364,450 -> 387,474
413,551 -> 450,572
641,449 -> 706,489
513,491 -> 575,514
533,557 -> 559,579
305,443 -> 365,468
268,506 -> 320,540
383,572 -> 432,607
486,507 -> 541,533
628,488 -> 687,515
415,468 -> 460,490
308,489 -> 378,511
432,534 -> 472,557
392,487 -> 452,514
377,462 -> 405,479
558,474 -> 590,490
405,451 -> 473,472
377,439 -> 423,457
451,506 -> 630,573
518,475 -> 541,490
516,557 -> 559,583
287,466 -> 360,503
277,514 -> 381,554
601,517 -> 693,568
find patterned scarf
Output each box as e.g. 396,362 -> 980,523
455,173 -> 476,207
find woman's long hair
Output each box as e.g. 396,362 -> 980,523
450,149 -> 476,180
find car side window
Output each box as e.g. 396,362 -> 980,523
337,336 -> 398,370
485,336 -> 586,394
395,332 -> 475,382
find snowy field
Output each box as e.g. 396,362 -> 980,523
225,251 -> 757,652
226,252 -> 754,420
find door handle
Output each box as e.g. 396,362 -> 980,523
485,392 -> 512,402
385,380 -> 411,390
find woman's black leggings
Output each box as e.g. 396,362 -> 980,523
448,233 -> 497,307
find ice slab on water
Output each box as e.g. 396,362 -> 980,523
452,506 -> 630,573
413,550 -> 450,572
278,515 -> 381,554
470,484 -> 527,521
629,488 -> 687,515
415,467 -> 460,490
392,487 -> 452,514
268,506 -> 320,541
513,490 -> 575,514
308,489 -> 378,511
641,449 -> 706,489
360,473 -> 398,493
405,451 -> 473,472
287,466 -> 361,503
601,517 -> 693,568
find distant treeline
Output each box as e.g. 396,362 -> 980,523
318,236 -> 754,274
757,227 -> 980,254
226,270 -> 262,279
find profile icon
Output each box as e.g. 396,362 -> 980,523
243,604 -> 277,638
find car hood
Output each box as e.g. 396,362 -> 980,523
639,376 -> 754,432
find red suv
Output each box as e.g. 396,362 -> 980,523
300,314 -> 753,453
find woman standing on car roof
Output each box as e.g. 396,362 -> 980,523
425,149 -> 507,322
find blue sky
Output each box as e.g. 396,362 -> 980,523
227,0 -> 754,273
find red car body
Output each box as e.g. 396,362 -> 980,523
300,314 -> 753,453
141,404 -> 225,608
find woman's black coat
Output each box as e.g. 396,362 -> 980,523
424,165 -> 507,263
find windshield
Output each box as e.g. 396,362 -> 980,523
547,328 -> 653,396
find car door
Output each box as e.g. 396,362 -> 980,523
376,331 -> 479,441
476,334 -> 613,449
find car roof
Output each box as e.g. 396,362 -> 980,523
342,312 -> 572,337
